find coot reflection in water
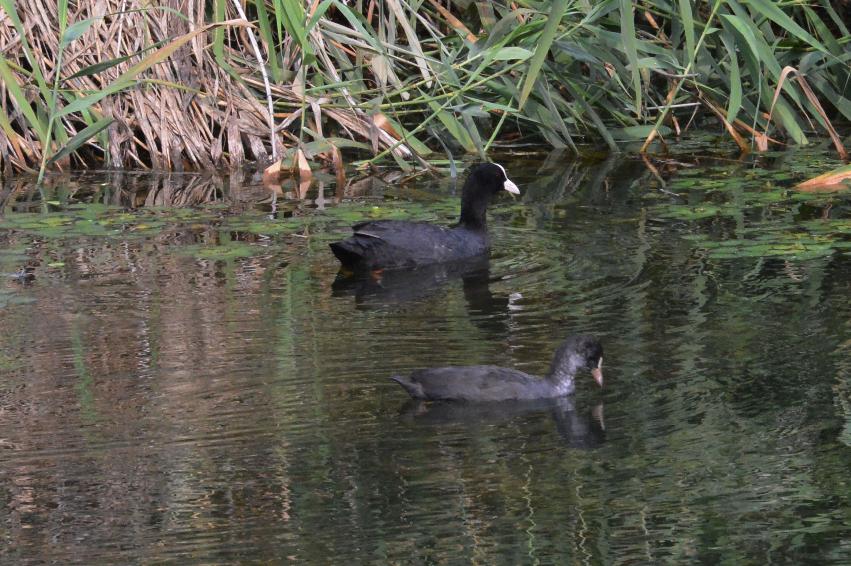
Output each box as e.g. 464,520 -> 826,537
399,397 -> 606,450
332,257 -> 515,338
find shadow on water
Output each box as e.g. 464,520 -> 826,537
1,144 -> 850,563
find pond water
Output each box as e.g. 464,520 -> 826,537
1,143 -> 850,563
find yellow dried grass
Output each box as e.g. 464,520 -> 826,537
0,0 -> 410,173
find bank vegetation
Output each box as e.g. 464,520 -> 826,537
0,0 -> 849,178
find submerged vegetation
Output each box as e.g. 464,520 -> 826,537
0,1 -> 850,175
0,142 -> 848,265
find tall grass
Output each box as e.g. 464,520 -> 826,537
0,0 -> 848,174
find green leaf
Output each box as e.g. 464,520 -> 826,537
802,6 -> 841,54
561,79 -> 617,151
60,18 -> 97,49
460,107 -> 487,160
253,0 -> 282,82
807,76 -> 851,122
279,0 -> 315,66
47,116 -> 114,165
747,0 -> 827,54
772,96 -> 808,145
537,78 -> 575,151
57,82 -> 130,117
58,0 -> 68,31
619,0 -> 642,114
493,47 -> 534,61
817,0 -> 849,36
720,31 -> 742,123
613,125 -> 673,140
721,14 -> 763,77
306,0 -> 335,32
427,101 -> 476,153
67,54 -> 136,80
385,0 -> 432,84
0,56 -> 48,140
678,0 -> 695,62
518,0 -> 568,109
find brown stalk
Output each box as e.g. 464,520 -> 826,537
794,74 -> 847,160
731,118 -> 779,151
698,94 -> 750,153
765,66 -> 847,159
640,154 -> 666,187
329,142 -> 346,189
641,79 -> 681,151
427,0 -> 478,43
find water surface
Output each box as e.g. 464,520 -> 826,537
1,144 -> 850,563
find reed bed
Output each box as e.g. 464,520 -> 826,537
0,0 -> 849,176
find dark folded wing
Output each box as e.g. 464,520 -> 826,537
411,366 -> 545,401
348,220 -> 470,266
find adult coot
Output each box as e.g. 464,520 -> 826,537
391,335 -> 603,402
329,163 -> 519,270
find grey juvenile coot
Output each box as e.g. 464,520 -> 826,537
329,163 -> 519,270
391,335 -> 603,402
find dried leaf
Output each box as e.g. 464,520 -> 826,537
329,142 -> 346,189
796,164 -> 851,191
370,55 -> 391,87
700,96 -> 749,153
263,159 -> 284,184
794,74 -> 847,160
371,112 -> 401,139
296,148 -> 312,184
426,0 -> 477,43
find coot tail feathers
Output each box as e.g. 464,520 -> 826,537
329,240 -> 363,269
390,375 -> 424,399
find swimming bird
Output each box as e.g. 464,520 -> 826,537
391,335 -> 603,402
329,163 -> 519,271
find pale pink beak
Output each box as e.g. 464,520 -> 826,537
592,357 -> 603,387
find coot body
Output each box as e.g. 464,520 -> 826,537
330,163 -> 519,271
391,335 -> 603,402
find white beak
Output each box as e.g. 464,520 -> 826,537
493,163 -> 520,195
503,179 -> 520,195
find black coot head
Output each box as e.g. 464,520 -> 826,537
548,335 -> 604,387
466,163 -> 520,197
459,163 -> 520,229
